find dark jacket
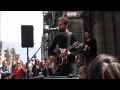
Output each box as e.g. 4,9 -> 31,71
82,38 -> 97,58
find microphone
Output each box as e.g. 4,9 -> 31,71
49,27 -> 59,30
44,27 -> 59,32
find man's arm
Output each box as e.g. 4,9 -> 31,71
48,35 -> 58,56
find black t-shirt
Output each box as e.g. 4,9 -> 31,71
48,33 -> 77,63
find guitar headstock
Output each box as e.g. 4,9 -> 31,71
69,41 -> 79,50
73,41 -> 79,48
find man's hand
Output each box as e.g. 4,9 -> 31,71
83,44 -> 88,51
84,44 -> 88,48
67,50 -> 71,56
60,48 -> 71,57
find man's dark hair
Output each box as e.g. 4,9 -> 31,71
58,16 -> 70,25
85,31 -> 91,34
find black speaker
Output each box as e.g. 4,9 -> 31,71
21,25 -> 34,47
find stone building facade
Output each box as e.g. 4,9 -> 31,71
81,11 -> 120,58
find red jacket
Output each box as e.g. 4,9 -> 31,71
13,66 -> 26,79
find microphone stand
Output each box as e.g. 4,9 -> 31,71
31,45 -> 43,59
31,30 -> 55,59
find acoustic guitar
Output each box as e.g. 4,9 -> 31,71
55,41 -> 79,74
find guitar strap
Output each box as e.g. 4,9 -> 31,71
66,31 -> 72,49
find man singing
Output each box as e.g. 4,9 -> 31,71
48,16 -> 77,76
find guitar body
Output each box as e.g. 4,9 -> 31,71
56,64 -> 66,73
57,48 -> 68,64
55,41 -> 80,75
55,63 -> 69,76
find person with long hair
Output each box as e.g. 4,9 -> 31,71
88,54 -> 120,79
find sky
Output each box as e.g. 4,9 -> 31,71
1,11 -> 43,63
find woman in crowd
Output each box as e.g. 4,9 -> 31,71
87,54 -> 120,79
13,61 -> 26,79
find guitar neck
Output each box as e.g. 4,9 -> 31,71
57,41 -> 79,56
66,46 -> 72,51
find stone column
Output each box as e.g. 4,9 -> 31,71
68,18 -> 84,42
113,11 -> 120,57
95,11 -> 106,55
103,11 -> 115,55
0,11 -> 2,41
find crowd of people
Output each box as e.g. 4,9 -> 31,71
0,53 -> 120,79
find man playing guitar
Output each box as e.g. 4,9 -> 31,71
48,16 -> 77,76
